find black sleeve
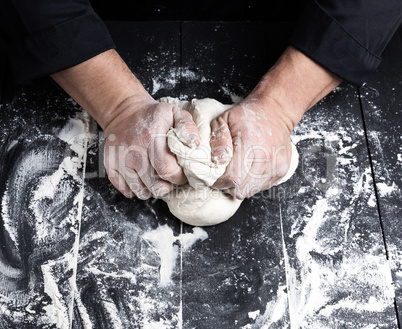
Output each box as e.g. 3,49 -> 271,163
289,0 -> 402,86
0,0 -> 115,102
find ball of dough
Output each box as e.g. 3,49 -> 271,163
163,186 -> 243,227
160,97 -> 299,226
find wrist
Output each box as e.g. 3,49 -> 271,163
102,96 -> 154,135
249,46 -> 342,130
99,91 -> 153,133
51,49 -> 153,131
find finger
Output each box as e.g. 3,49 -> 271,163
272,142 -> 294,185
224,168 -> 267,200
210,116 -> 233,165
172,107 -> 201,148
229,144 -> 291,198
225,187 -> 243,200
106,168 -> 134,198
139,163 -> 175,198
231,165 -> 268,199
152,149 -> 187,185
104,142 -> 135,198
224,174 -> 260,200
150,125 -> 187,185
120,142 -> 176,198
105,144 -> 154,199
122,167 -> 153,200
212,133 -> 245,190
226,183 -> 265,200
148,180 -> 173,198
235,145 -> 271,198
232,141 -> 280,198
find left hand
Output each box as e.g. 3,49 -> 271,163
210,96 -> 293,199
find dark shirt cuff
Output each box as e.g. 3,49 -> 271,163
8,13 -> 115,85
289,0 -> 382,86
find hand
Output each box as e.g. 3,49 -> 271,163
103,97 -> 200,199
211,46 -> 342,199
51,49 -> 201,199
211,97 -> 293,199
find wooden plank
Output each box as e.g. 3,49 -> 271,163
2,20 -> 398,329
180,21 -> 295,328
180,198 -> 290,329
72,22 -> 185,328
0,80 -> 89,328
281,83 -> 398,327
358,27 -> 402,325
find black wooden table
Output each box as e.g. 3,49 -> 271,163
0,21 -> 401,329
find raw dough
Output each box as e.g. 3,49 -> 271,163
161,97 -> 299,226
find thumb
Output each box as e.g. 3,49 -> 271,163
210,116 -> 233,165
172,107 -> 201,148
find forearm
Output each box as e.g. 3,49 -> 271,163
248,46 -> 342,131
51,49 -> 152,130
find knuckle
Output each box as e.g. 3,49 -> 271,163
135,189 -> 152,200
156,163 -> 181,181
233,187 -> 246,200
141,130 -> 152,145
148,182 -> 172,197
212,124 -> 229,138
226,172 -> 242,188
106,168 -> 122,183
276,163 -> 290,180
155,103 -> 173,119
127,180 -> 152,200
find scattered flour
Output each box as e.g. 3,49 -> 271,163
248,309 -> 260,320
286,95 -> 397,328
142,225 -> 208,286
42,253 -> 76,329
249,285 -> 289,328
376,182 -> 397,197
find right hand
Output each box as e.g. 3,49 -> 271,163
103,97 -> 200,199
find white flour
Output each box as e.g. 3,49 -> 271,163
142,224 -> 208,286
280,90 -> 397,328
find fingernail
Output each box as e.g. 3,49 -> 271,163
187,133 -> 201,148
212,147 -> 232,165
